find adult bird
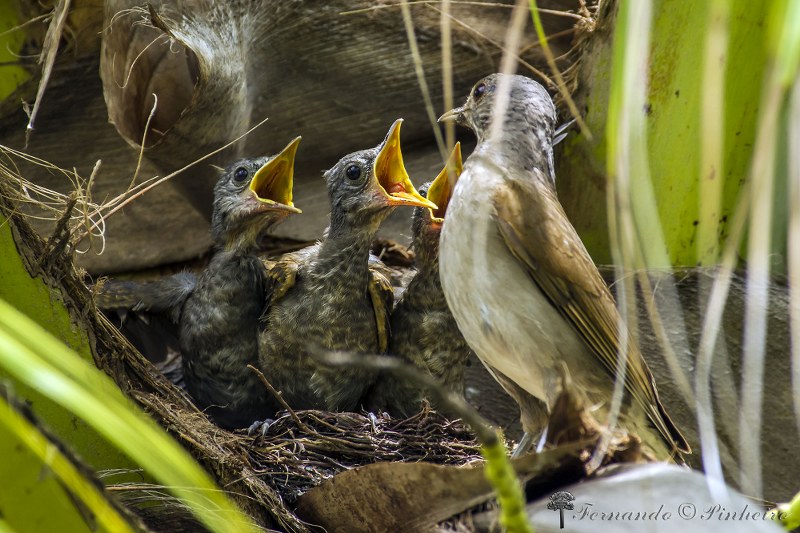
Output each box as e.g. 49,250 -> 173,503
257,119 -> 437,414
438,74 -> 689,459
97,138 -> 302,429
367,143 -> 475,417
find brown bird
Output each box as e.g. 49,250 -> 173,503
438,73 -> 689,458
257,120 -> 436,413
367,143 -> 475,417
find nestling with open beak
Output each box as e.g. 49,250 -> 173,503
257,120 -> 437,413
366,143 -> 476,417
180,138 -> 302,429
438,73 -> 689,459
97,138 -> 302,429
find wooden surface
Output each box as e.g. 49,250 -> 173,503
2,57 -> 214,274
0,0 -> 579,274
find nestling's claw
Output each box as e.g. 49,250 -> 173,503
367,411 -> 380,432
247,418 -> 274,437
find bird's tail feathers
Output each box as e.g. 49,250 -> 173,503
650,394 -> 691,455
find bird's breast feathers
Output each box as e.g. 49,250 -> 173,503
441,166 -> 590,405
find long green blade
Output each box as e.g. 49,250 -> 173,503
0,391 -> 135,533
0,297 -> 257,533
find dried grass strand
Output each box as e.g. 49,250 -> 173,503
341,1 -> 587,20
25,0 -> 71,146
399,0 -> 449,161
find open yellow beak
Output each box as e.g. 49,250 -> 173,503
426,142 -> 462,223
249,136 -> 302,213
373,119 -> 437,210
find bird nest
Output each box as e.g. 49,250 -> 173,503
241,406 -> 480,502
126,390 -> 482,532
3,163 -> 660,533
99,273 -> 483,532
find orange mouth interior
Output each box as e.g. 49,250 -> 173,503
373,119 -> 437,210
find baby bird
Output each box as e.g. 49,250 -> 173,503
98,139 -> 301,429
368,144 -> 475,417
257,120 -> 436,412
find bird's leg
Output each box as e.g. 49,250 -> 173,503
511,432 -> 533,458
247,418 -> 275,437
535,426 -> 549,452
367,412 -> 380,432
511,426 -> 549,458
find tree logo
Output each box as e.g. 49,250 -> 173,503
547,490 -> 575,529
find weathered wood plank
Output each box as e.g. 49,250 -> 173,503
1,1 -> 579,273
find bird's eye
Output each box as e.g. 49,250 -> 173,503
233,167 -> 249,183
472,83 -> 487,99
345,164 -> 361,181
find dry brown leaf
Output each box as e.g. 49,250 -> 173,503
100,3 -> 203,153
295,441 -> 588,533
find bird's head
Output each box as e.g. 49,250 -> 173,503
438,73 -> 556,142
211,137 -> 301,253
324,119 -> 436,233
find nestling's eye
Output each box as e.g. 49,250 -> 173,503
233,167 -> 249,183
345,164 -> 361,181
472,82 -> 487,99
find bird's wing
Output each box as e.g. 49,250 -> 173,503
94,272 -> 196,324
368,267 -> 394,353
492,176 -> 689,453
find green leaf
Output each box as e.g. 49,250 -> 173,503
0,3 -> 31,103
482,437 -> 534,533
0,391 -> 135,533
560,0 -> 781,267
0,217 -> 139,475
0,297 -> 257,533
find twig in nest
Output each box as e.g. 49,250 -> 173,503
371,238 -> 415,267
308,349 -> 497,446
428,4 -> 551,85
247,364 -> 310,433
341,1 -> 587,20
36,192 -> 78,273
399,0 -> 448,162
529,0 -> 592,139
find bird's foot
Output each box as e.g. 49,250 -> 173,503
511,428 -> 548,458
511,431 -> 534,458
535,426 -> 549,453
367,411 -> 380,432
247,418 -> 274,438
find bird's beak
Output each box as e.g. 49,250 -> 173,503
426,142 -> 462,223
250,137 -> 302,213
374,119 -> 437,210
437,105 -> 465,124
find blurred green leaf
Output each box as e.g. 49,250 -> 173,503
560,0 -> 781,268
0,296 -> 257,533
0,216 -> 138,474
0,3 -> 31,103
0,390 -> 135,533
